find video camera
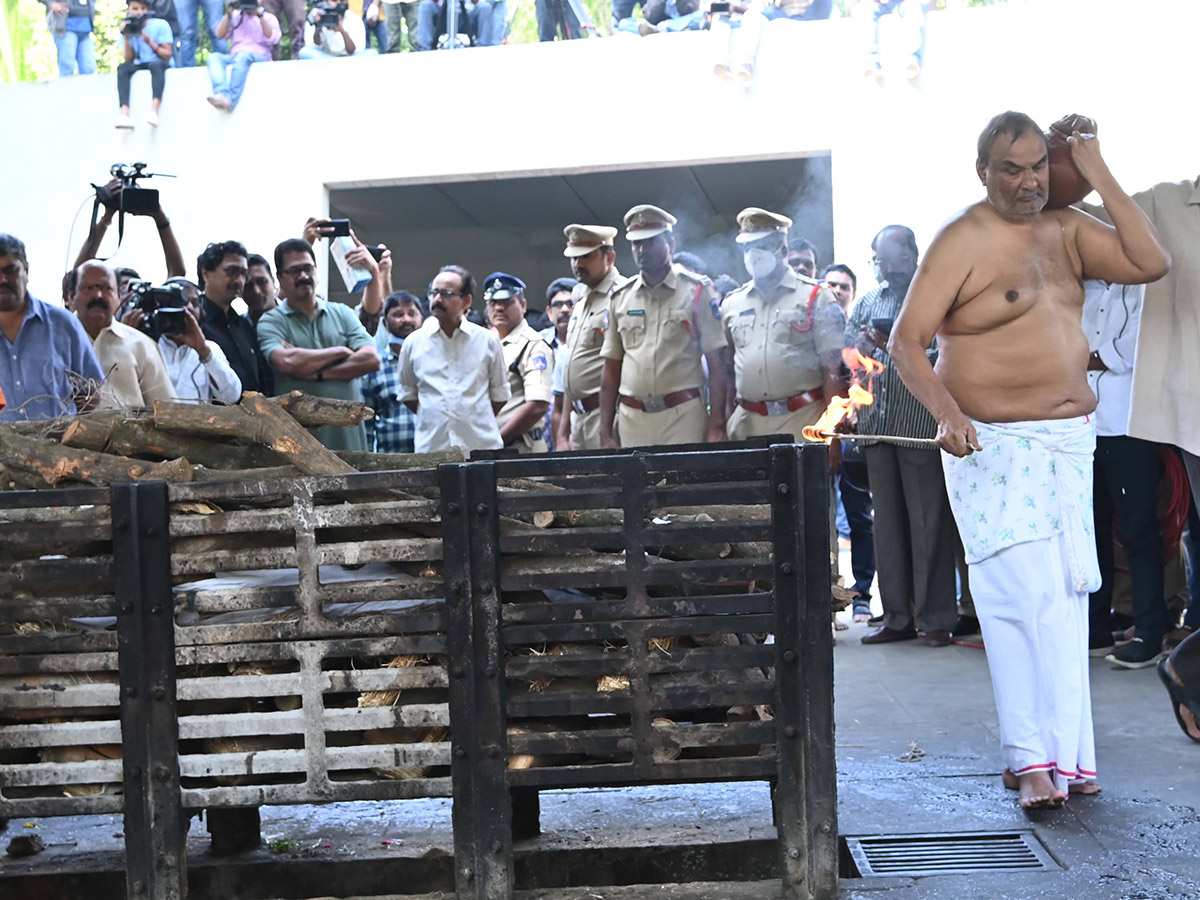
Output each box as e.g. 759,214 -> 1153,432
123,12 -> 149,34
94,162 -> 161,216
129,281 -> 188,341
235,0 -> 260,11
308,0 -> 347,29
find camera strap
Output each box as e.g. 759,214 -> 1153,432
84,187 -> 130,262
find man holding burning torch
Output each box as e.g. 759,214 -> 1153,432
888,112 -> 1169,811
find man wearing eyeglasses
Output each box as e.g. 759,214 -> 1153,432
540,276 -> 577,452
485,272 -> 554,454
256,238 -> 380,451
398,265 -> 511,453
199,239 -> 274,395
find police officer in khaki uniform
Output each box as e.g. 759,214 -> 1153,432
554,223 -> 624,451
485,272 -> 555,453
599,205 -> 728,448
722,208 -> 846,442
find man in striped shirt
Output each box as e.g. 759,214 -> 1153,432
846,225 -> 960,649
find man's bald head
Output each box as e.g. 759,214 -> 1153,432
871,226 -> 919,298
73,260 -> 120,338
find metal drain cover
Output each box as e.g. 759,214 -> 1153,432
845,830 -> 1059,877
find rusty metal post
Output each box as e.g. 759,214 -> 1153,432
112,481 -> 186,900
770,444 -> 838,900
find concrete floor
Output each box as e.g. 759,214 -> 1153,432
5,588 -> 1199,899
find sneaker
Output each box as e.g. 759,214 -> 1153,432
1106,637 -> 1164,670
207,95 -> 232,112
146,110 -> 159,127
115,114 -> 134,129
1088,642 -> 1116,658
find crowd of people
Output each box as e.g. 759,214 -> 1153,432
35,0 -> 949,126
1,109 -> 1198,814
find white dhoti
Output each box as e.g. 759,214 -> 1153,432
942,416 -> 1101,793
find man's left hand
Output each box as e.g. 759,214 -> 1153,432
171,308 -> 210,358
1066,130 -> 1112,187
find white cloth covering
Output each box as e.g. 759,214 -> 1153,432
942,415 -> 1100,793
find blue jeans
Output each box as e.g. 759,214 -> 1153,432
52,29 -> 97,76
730,0 -> 832,70
616,9 -> 701,32
175,0 -> 229,67
206,50 -> 265,108
473,0 -> 507,45
416,0 -> 478,49
363,11 -> 389,50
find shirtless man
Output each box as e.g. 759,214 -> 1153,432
888,111 -> 1170,811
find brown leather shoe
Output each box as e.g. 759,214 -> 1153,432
924,629 -> 953,647
861,625 -> 918,645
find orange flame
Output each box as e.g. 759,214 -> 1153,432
801,348 -> 885,442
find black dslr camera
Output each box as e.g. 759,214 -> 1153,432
94,162 -> 161,216
235,0 -> 260,11
308,0 -> 347,28
129,281 -> 188,341
123,12 -> 149,34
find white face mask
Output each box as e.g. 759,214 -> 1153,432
744,248 -> 778,281
872,261 -> 884,284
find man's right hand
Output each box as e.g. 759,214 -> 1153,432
856,327 -> 887,358
936,412 -> 982,458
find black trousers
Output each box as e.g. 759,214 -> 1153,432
1089,435 -> 1167,645
864,443 -> 958,633
117,58 -> 168,106
839,459 -> 875,599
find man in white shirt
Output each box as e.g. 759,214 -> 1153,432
1082,279 -> 1169,670
398,264 -> 510,453
73,261 -> 175,410
299,0 -> 372,57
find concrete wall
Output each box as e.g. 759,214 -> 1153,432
3,0 -> 1197,303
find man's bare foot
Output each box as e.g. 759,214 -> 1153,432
1069,781 -> 1102,796
1013,770 -> 1065,810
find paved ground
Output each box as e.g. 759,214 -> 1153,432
5,582 -> 1199,899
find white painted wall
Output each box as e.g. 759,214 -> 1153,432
3,0 -> 1196,303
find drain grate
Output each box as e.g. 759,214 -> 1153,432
845,830 -> 1059,877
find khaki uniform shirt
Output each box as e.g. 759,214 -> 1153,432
600,264 -> 726,398
721,269 -> 845,402
497,319 -> 554,452
562,267 -> 622,404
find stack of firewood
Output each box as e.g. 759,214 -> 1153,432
0,392 -> 464,489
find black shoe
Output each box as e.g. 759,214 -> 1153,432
866,614 -> 885,627
1106,637 -> 1164,670
953,614 -> 980,637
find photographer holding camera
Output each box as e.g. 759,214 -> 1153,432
206,0 -> 280,111
116,0 -> 173,129
73,260 -> 176,409
122,282 -> 242,403
300,0 -> 370,58
72,174 -> 187,284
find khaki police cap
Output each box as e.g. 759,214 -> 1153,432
623,205 -> 677,241
735,207 -> 793,244
562,224 -> 618,258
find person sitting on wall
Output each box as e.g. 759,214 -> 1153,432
300,0 -> 374,57
206,0 -> 281,112
115,0 -> 174,130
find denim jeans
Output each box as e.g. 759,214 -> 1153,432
416,0 -> 478,49
52,29 -> 97,76
174,0 -> 229,67
615,9 -> 701,32
730,0 -> 832,70
867,0 -> 925,71
473,0 -> 507,45
363,10 -> 389,50
206,50 -> 265,108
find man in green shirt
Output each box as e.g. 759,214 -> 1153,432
257,238 -> 380,450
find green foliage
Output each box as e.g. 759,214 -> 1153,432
506,0 -> 613,43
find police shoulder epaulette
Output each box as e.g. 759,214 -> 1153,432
676,268 -> 711,287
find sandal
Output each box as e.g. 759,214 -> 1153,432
852,596 -> 872,623
1156,658 -> 1200,743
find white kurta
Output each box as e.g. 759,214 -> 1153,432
942,415 -> 1100,791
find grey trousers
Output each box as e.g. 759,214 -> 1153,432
384,0 -> 420,51
864,442 -> 959,633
